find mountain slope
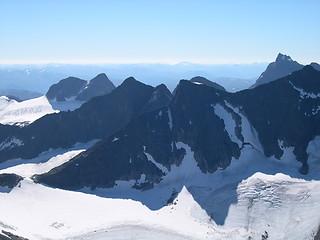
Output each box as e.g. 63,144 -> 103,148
250,53 -> 303,88
0,96 -> 59,126
230,66 -> 320,173
76,73 -> 115,101
0,78 -> 165,162
46,77 -> 87,102
189,76 -> 226,91
46,73 -> 115,102
36,66 -> 320,191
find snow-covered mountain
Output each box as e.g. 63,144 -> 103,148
0,73 -> 115,127
0,95 -> 84,127
0,65 -> 320,239
0,96 -> 58,126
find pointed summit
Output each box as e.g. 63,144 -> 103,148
76,73 -> 115,101
250,53 -> 303,88
275,53 -> 293,63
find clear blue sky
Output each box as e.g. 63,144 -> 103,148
0,0 -> 319,64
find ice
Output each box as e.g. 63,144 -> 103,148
0,96 -> 84,126
0,150 -> 83,178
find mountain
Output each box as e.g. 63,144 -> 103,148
76,73 -> 115,101
46,73 -> 115,102
311,62 -> 320,71
0,96 -> 59,126
36,66 -> 320,190
0,78 -> 170,162
46,77 -> 87,101
189,76 -> 226,91
1,66 -> 320,239
250,53 -> 303,88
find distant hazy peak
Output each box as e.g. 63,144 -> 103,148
250,53 -> 303,89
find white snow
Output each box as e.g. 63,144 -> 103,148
0,95 -> 84,126
0,150 -> 83,178
0,137 -> 24,151
289,82 -> 320,99
312,105 -> 320,115
225,101 -> 263,152
144,146 -> 169,174
1,143 -> 320,240
213,103 -> 242,147
191,82 -> 203,85
112,137 -> 119,142
282,55 -> 293,61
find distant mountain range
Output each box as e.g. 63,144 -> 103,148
0,63 -> 267,93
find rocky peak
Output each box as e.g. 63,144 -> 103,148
76,73 -> 115,101
46,77 -> 87,102
250,53 -> 303,89
190,76 -> 226,91
275,53 -> 293,63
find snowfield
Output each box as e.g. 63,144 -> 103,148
0,138 -> 320,239
0,95 -> 83,126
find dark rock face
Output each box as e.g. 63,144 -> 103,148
0,78 -> 161,162
0,173 -> 23,188
46,77 -> 87,101
36,66 -> 320,190
315,225 -> 320,240
141,84 -> 172,113
0,231 -> 29,240
250,53 -> 303,88
36,82 -> 240,189
230,66 -> 320,170
190,76 -> 226,91
46,73 -> 115,102
76,73 -> 115,101
171,81 -> 240,172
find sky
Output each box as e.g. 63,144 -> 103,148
0,0 -> 319,64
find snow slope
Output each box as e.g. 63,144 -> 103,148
0,95 -> 83,126
0,156 -> 320,240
